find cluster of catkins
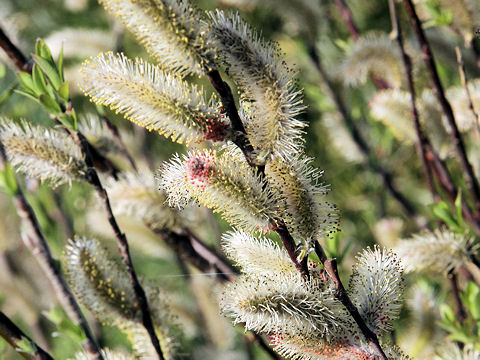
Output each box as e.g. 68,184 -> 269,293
0,0 -> 411,358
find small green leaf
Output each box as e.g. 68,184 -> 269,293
463,281 -> 480,320
14,89 -> 40,103
57,81 -> 69,102
439,303 -> 456,324
15,338 -> 37,354
17,72 -> 35,93
35,39 -> 55,64
429,201 -> 461,233
33,54 -> 62,90
0,64 -> 6,78
38,94 -> 61,115
0,163 -> 19,196
32,64 -> 48,96
57,112 -> 76,131
57,44 -> 64,83
0,83 -> 17,107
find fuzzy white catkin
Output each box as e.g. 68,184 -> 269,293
221,272 -> 354,340
81,52 -> 229,144
209,10 -> 306,161
395,230 -> 477,274
64,237 -> 177,360
339,32 -> 402,88
159,150 -> 278,232
349,246 -> 405,335
98,0 -> 215,75
105,170 -> 180,231
72,349 -> 134,360
0,119 -> 85,187
221,230 -> 296,276
265,155 -> 338,249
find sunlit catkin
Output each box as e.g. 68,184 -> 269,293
159,149 -> 278,232
349,246 -> 404,335
0,119 -> 86,187
81,52 -> 229,144
98,0 -> 215,75
265,155 -> 338,249
209,10 -> 306,161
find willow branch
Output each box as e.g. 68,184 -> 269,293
319,254 -> 387,360
148,225 -> 238,282
448,270 -> 467,324
0,142 -> 103,360
73,131 -> 165,360
389,0 -> 437,201
306,42 -> 418,217
207,62 -> 388,359
403,0 -> 480,214
0,27 -> 31,72
0,312 -> 53,360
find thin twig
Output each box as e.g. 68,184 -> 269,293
148,225 -> 237,282
73,131 -> 165,360
332,0 -> 391,89
333,0 -> 359,41
388,0 -> 437,201
403,0 -> 480,214
0,142 -> 104,360
306,42 -> 418,217
0,27 -> 32,72
447,270 -> 467,324
320,256 -> 388,360
0,311 -> 53,360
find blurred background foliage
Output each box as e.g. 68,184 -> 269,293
1,0 -> 480,359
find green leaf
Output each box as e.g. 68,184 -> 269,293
15,338 -> 37,354
463,281 -> 480,320
0,83 -> 17,107
57,44 -> 64,83
14,89 -> 40,103
57,81 -> 69,102
33,54 -> 62,90
38,94 -> 61,115
35,39 -> 55,64
57,112 -> 76,131
32,64 -> 48,96
429,201 -> 461,233
0,64 -> 6,78
17,72 -> 35,93
0,163 -> 19,196
439,303 -> 456,324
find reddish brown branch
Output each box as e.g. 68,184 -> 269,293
448,270 -> 467,324
0,143 -> 103,360
322,257 -> 387,360
333,0 -> 359,41
74,132 -> 165,360
389,0 -> 437,201
0,311 -> 53,360
403,0 -> 480,214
